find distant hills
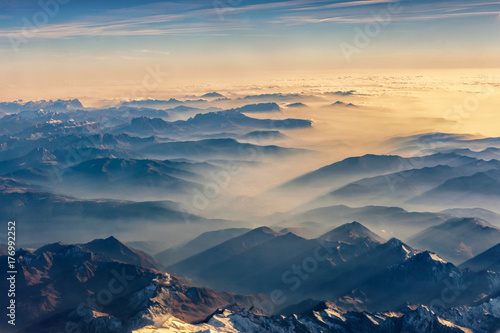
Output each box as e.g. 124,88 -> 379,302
281,204 -> 449,239
270,151 -> 500,213
201,92 -> 225,98
234,102 -> 280,113
0,99 -> 83,113
286,102 -> 308,108
275,153 -> 475,193
140,138 -> 307,160
322,160 -> 500,208
408,217 -> 500,264
118,110 -> 311,137
0,178 -> 223,244
410,169 -> 500,211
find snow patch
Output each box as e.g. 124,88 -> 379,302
437,317 -> 473,333
429,253 -> 447,264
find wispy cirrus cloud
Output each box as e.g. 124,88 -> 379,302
0,0 -> 424,41
0,16 -> 246,40
289,0 -> 395,11
1,0 -> 499,71
138,49 -> 170,56
1,0 -> 499,41
402,10 -> 500,21
273,10 -> 500,25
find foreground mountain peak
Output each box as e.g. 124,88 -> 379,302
382,238 -> 415,256
409,251 -> 449,265
249,226 -> 281,236
82,236 -> 159,270
320,221 -> 385,244
88,235 -> 122,245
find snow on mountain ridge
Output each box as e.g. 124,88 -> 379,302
133,297 -> 500,333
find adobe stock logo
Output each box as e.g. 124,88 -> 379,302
9,0 -> 70,53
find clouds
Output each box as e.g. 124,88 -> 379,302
1,0 -> 497,41
290,0 -> 395,11
139,49 -> 170,56
272,0 -> 500,25
0,13 -> 237,40
0,0 -> 499,74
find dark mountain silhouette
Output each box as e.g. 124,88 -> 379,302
319,221 -> 385,243
325,160 -> 500,206
201,92 -> 225,98
80,236 -> 159,269
240,130 -> 286,141
141,138 -> 306,160
0,181 -> 219,244
288,204 -> 449,239
235,102 -> 280,113
286,102 -> 308,108
119,110 -> 311,136
410,170 -> 500,211
441,208 -> 500,226
460,243 -> 500,272
155,228 -> 251,267
275,153 -> 475,192
169,227 -> 281,278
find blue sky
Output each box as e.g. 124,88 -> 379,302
1,1 -> 499,64
0,0 -> 499,100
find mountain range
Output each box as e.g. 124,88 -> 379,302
134,299 -> 500,333
408,217 -> 500,264
154,228 -> 251,267
273,153 -> 476,196
2,96 -> 500,333
8,226 -> 500,333
279,204 -> 450,239
0,237 -> 268,333
0,178 -> 225,244
118,110 -> 311,137
168,222 -> 500,311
